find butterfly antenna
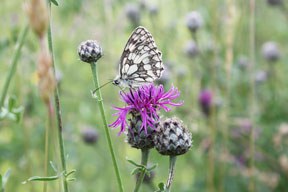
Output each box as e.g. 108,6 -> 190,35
93,80 -> 113,94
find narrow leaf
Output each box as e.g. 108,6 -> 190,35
50,0 -> 59,6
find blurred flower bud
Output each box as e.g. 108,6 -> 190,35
148,5 -> 158,16
37,49 -> 55,103
186,11 -> 203,33
78,40 -> 102,63
255,70 -> 268,84
184,40 -> 199,58
125,4 -> 141,26
237,56 -> 249,70
267,0 -> 283,6
198,89 -> 213,117
81,127 -> 99,145
261,41 -> 281,62
25,0 -> 48,38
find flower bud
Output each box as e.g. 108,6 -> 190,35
81,127 -> 99,145
127,112 -> 156,150
184,40 -> 199,58
78,40 -> 103,63
25,0 -> 48,38
154,117 -> 192,156
125,4 -> 141,26
267,0 -> 283,6
261,41 -> 280,62
186,11 -> 203,33
198,89 -> 213,117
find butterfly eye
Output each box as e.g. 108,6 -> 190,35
113,79 -> 120,85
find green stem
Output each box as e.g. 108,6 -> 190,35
0,24 -> 29,108
248,0 -> 256,191
134,149 -> 150,192
90,63 -> 124,192
166,156 -> 177,192
47,4 -> 69,192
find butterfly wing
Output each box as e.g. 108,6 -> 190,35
118,26 -> 164,87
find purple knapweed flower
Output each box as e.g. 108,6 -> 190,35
109,84 -> 183,135
199,89 -> 213,117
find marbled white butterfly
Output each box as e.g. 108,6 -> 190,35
113,26 -> 164,88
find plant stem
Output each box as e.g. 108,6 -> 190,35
166,156 -> 177,192
0,24 -> 29,108
90,62 -> 124,192
134,149 -> 150,192
43,101 -> 53,192
47,4 -> 69,191
248,0 -> 256,191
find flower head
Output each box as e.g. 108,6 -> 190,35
110,84 -> 183,135
198,89 -> 213,117
78,40 -> 102,63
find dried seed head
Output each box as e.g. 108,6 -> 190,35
184,40 -> 199,58
125,3 -> 141,26
78,40 -> 102,63
186,11 -> 203,33
25,0 -> 48,38
154,117 -> 192,156
81,127 -> 99,145
127,112 -> 156,150
37,50 -> 55,103
261,41 -> 281,62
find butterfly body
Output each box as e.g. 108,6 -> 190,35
114,26 -> 164,88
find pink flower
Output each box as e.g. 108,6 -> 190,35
109,84 -> 183,135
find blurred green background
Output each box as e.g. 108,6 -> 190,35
1,0 -> 288,191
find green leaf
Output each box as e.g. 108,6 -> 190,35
22,172 -> 64,184
147,164 -> 158,171
65,169 -> 76,177
2,169 -> 11,186
50,0 -> 59,6
7,96 -> 16,111
131,167 -> 142,176
127,159 -> 145,168
154,182 -> 166,192
49,161 -> 58,172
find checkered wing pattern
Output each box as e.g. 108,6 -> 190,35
115,26 -> 164,88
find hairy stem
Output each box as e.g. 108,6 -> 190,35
90,62 -> 124,192
134,149 -> 150,192
166,156 -> 177,192
0,24 -> 29,108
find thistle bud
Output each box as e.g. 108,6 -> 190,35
25,0 -> 48,38
127,112 -> 156,150
261,41 -> 281,62
184,40 -> 199,58
267,0 -> 283,6
154,117 -> 192,156
186,11 -> 203,33
81,127 -> 99,145
78,40 -> 103,63
198,89 -> 213,117
125,4 -> 141,26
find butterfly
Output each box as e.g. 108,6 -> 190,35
113,26 -> 164,88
